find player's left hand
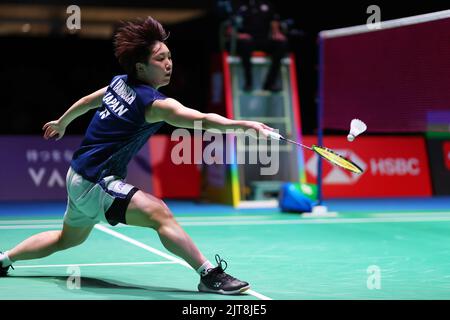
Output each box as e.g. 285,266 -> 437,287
42,120 -> 66,141
240,120 -> 275,138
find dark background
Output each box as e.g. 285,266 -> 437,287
1,0 -> 448,136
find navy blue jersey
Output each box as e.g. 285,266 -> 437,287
71,75 -> 166,182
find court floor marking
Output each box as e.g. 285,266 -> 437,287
0,215 -> 274,225
0,224 -> 63,229
0,219 -> 63,225
2,211 -> 450,225
369,212 -> 450,218
94,224 -> 190,267
176,215 -> 274,221
4,213 -> 450,299
94,224 -> 273,300
4,213 -> 450,229
14,261 -> 178,268
177,216 -> 450,226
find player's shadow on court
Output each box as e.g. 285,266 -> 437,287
11,275 -> 251,298
11,275 -> 214,299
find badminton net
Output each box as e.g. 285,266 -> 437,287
319,9 -> 450,133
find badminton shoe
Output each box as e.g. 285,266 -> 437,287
198,255 -> 250,295
0,251 -> 13,277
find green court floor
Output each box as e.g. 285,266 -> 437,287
1,198 -> 450,300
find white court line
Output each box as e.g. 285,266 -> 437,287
176,215 -> 273,221
0,217 -> 270,224
0,224 -> 62,229
369,212 -> 450,218
94,224 -> 272,300
94,224 -> 190,268
14,261 -> 178,269
178,216 -> 450,226
0,219 -> 63,225
4,214 -> 450,230
247,290 -> 272,300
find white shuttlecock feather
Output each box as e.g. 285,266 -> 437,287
347,119 -> 367,142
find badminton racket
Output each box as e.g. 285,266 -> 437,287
265,130 -> 364,174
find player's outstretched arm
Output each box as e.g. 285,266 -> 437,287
43,86 -> 107,140
147,98 -> 274,136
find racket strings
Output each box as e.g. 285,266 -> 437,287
312,145 -> 363,174
277,136 -> 363,174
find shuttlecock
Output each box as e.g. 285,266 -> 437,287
347,119 -> 367,142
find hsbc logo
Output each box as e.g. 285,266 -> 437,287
302,138 -> 431,197
306,149 -> 367,185
370,158 -> 420,176
306,149 -> 424,185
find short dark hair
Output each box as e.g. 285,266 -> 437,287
114,16 -> 169,78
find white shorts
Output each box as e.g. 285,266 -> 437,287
63,167 -> 139,227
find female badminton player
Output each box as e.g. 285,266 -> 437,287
0,17 -> 274,295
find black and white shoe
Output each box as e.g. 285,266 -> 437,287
0,251 -> 13,277
198,255 -> 250,295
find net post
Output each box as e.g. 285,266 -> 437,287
316,33 -> 325,207
302,33 -> 337,217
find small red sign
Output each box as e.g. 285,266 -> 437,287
444,141 -> 450,171
150,135 -> 201,198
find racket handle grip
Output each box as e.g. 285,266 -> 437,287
264,130 -> 284,141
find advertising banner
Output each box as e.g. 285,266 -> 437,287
0,136 -> 82,201
0,136 -> 155,201
426,138 -> 450,195
302,136 -> 432,198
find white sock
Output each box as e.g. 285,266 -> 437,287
0,251 -> 13,267
196,260 -> 214,277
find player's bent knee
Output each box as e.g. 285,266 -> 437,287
127,192 -> 174,228
57,224 -> 93,250
57,236 -> 86,250
143,203 -> 174,228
